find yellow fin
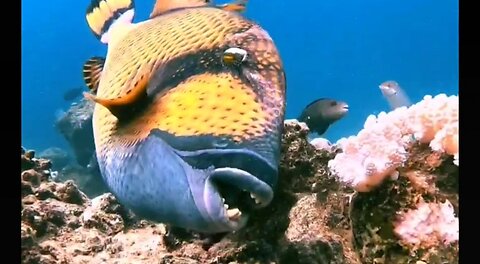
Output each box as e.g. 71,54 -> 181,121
84,74 -> 149,118
150,0 -> 208,18
217,0 -> 248,13
82,56 -> 105,94
86,0 -> 135,44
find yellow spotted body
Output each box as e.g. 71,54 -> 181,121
118,72 -> 268,142
93,7 -> 285,158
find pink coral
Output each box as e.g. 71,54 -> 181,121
309,137 -> 332,151
393,200 -> 458,248
328,94 -> 458,192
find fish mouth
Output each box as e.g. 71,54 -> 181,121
379,85 -> 395,94
339,103 -> 349,114
203,167 -> 274,230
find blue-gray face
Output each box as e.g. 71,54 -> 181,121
97,132 -> 278,233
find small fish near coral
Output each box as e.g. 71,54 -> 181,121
379,80 -> 412,110
81,0 -> 286,234
298,98 -> 349,135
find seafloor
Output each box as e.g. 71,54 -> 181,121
21,119 -> 458,264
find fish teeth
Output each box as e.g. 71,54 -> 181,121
224,203 -> 229,210
227,208 -> 241,221
250,193 -> 261,204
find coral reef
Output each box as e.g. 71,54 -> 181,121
54,99 -> 107,196
328,94 -> 458,192
57,164 -> 108,198
349,142 -> 458,263
22,94 -> 458,263
21,123 -> 361,264
38,147 -> 71,171
328,94 -> 459,263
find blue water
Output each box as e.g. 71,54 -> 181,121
21,0 -> 458,151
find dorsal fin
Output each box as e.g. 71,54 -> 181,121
217,0 -> 248,13
82,56 -> 105,94
150,0 -> 207,18
149,0 -> 247,18
84,74 -> 149,119
85,0 -> 135,44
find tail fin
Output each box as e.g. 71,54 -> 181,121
86,0 -> 135,44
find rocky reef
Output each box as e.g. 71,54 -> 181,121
53,99 -> 108,197
21,119 -> 458,264
55,99 -> 96,168
37,147 -> 71,171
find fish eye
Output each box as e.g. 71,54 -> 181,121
330,101 -> 337,106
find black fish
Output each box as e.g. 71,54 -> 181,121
63,87 -> 85,101
298,98 -> 349,135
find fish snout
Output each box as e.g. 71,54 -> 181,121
338,102 -> 349,114
201,166 -> 275,232
379,84 -> 396,96
178,147 -> 279,232
98,134 -> 276,233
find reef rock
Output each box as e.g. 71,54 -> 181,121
57,164 -> 108,198
21,120 -> 458,264
54,99 -> 95,167
38,147 -> 71,171
54,99 -> 107,196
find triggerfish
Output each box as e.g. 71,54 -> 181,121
81,0 -> 286,233
298,98 -> 349,135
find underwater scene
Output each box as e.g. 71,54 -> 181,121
21,0 -> 458,263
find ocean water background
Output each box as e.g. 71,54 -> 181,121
21,0 -> 458,152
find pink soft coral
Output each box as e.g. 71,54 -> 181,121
393,200 -> 458,248
328,94 -> 458,192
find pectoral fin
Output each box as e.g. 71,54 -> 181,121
84,74 -> 149,118
82,56 -> 105,94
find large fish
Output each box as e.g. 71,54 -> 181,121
82,0 -> 286,233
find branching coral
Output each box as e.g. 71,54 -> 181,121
328,94 -> 458,192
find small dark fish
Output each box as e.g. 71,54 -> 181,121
63,87 -> 85,101
298,98 -> 349,135
379,80 -> 412,110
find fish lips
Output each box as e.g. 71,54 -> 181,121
339,103 -> 349,113
176,147 -> 278,232
100,133 -> 277,234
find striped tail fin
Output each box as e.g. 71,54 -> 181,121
85,0 -> 135,44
